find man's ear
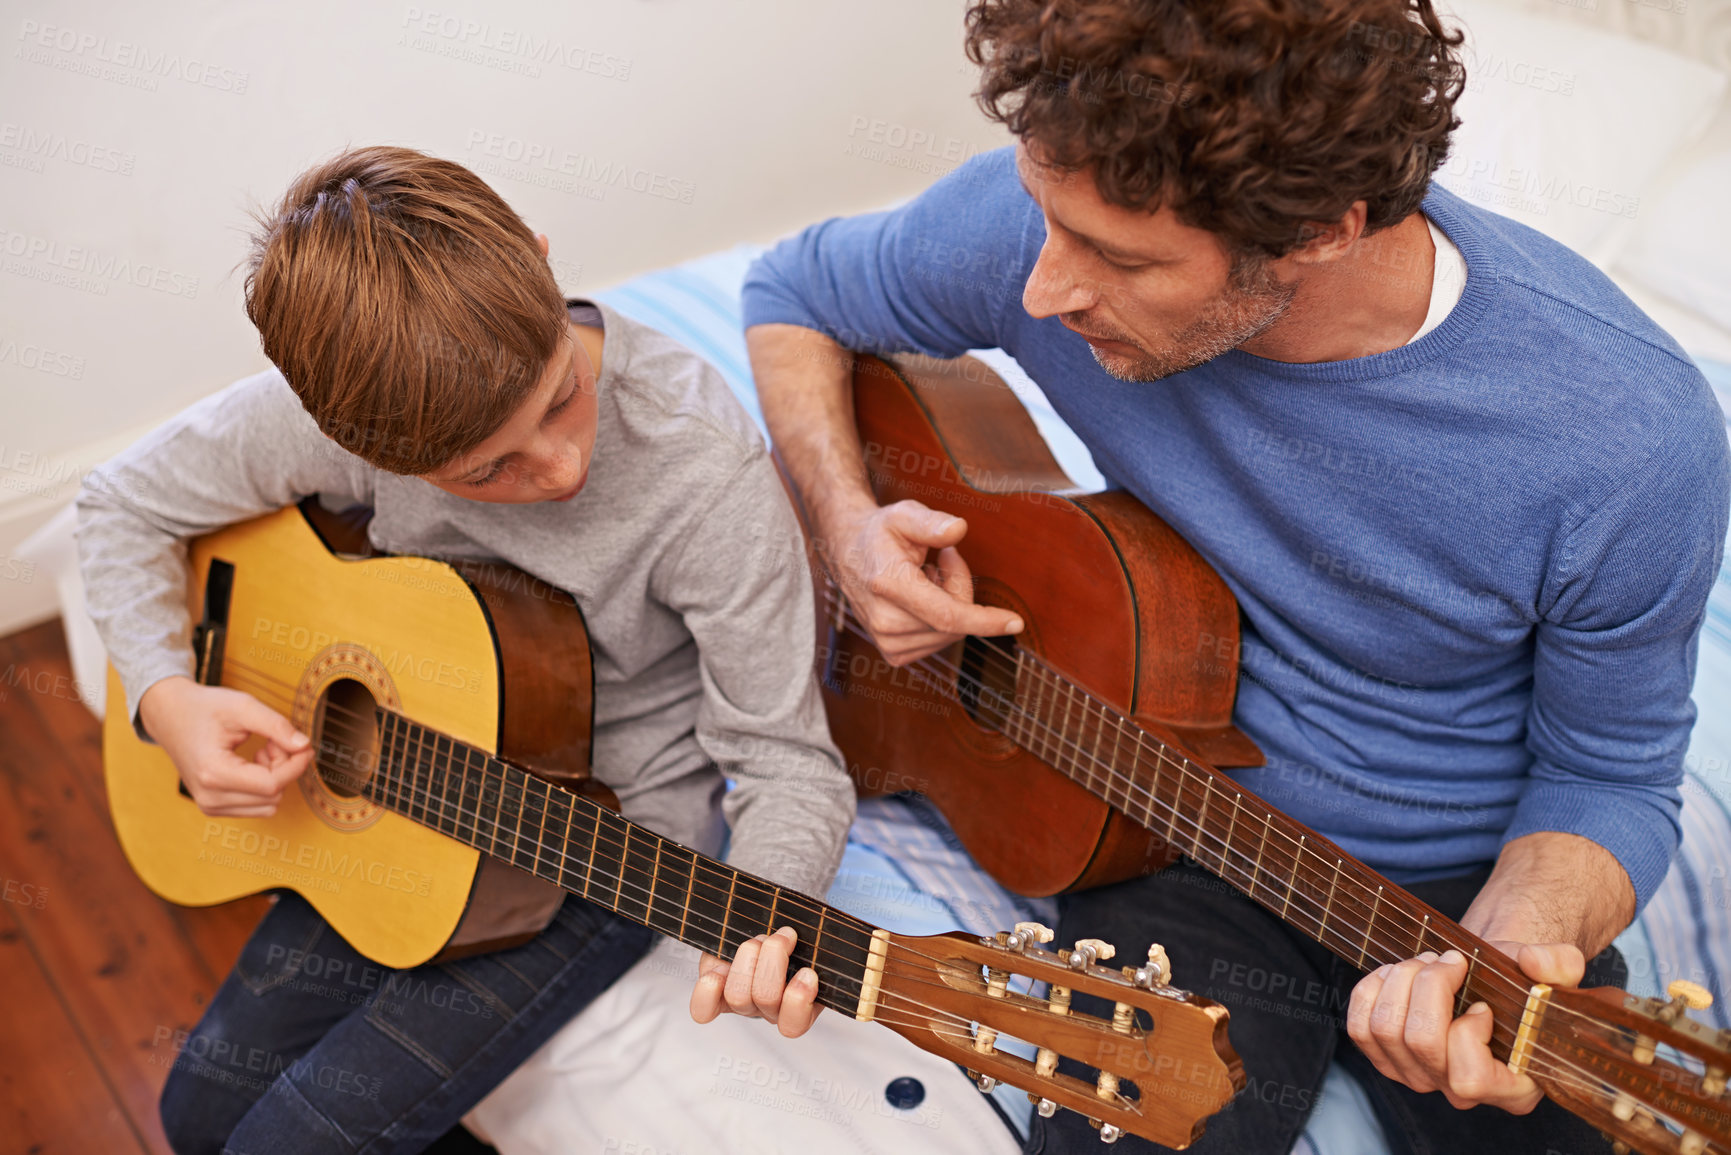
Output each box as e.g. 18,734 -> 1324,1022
1287,201 -> 1368,266
535,232 -> 551,259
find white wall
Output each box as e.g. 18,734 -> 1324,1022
0,0 -> 1010,632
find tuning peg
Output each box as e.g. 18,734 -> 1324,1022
976,1074 -> 999,1093
1661,980 -> 1714,1023
1089,1118 -> 1123,1144
1006,921 -> 1055,951
1028,1094 -> 1058,1117
1071,938 -> 1116,969
1133,943 -> 1171,990
1702,1065 -> 1726,1096
1679,1132 -> 1707,1155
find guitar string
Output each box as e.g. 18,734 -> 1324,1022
318,688 -> 1703,1123
220,659 -> 1677,1075
210,657 -> 1727,1110
267,677 -> 1121,1039
814,608 -> 1731,1080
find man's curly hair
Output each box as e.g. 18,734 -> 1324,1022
964,0 -> 1466,258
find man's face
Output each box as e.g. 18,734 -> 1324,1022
1016,147 -> 1295,382
420,322 -> 601,504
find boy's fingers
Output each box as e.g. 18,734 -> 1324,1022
725,937 -> 766,1017
777,968 -> 822,1039
690,955 -> 731,1024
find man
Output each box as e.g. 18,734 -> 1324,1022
740,1 -> 1729,1151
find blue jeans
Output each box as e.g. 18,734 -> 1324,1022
1025,861 -> 1625,1155
160,890 -> 653,1155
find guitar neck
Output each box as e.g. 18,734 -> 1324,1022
981,645 -> 1534,1044
365,711 -> 881,1015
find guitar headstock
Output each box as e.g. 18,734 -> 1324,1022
1532,981 -> 1731,1155
870,924 -> 1243,1148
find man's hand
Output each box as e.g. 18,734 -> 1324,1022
1345,831 -> 1632,1112
828,500 -> 1023,666
689,926 -> 823,1038
138,675 -> 313,817
747,323 -> 1022,667
1347,940 -> 1584,1112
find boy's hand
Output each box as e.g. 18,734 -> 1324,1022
138,675 -> 313,817
689,926 -> 823,1038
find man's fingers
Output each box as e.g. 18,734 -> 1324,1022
1509,942 -> 1585,988
1444,1002 -> 1541,1113
869,558 -> 1021,641
1403,950 -> 1468,1075
882,502 -> 969,549
1367,956 -> 1439,1091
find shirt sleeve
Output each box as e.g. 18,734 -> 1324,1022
74,369 -> 378,734
1509,393 -> 1731,914
740,146 -> 1034,359
652,448 -> 856,897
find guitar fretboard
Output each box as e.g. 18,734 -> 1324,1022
961,639 -> 1531,1042
362,710 -> 876,1014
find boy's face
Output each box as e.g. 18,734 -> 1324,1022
420,323 -> 601,504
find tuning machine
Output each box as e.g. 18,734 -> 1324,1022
1068,938 -> 1116,970
1131,943 -> 1171,990
1002,921 -> 1055,952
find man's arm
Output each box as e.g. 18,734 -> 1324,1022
743,149 -> 1037,663
1348,383 -> 1730,1110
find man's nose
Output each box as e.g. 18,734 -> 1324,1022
1022,239 -> 1094,320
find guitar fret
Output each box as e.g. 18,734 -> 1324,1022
543,788 -> 574,887
1223,791 -> 1242,886
1359,886 -> 1384,970
1009,650 -> 1027,747
1281,836 -> 1305,920
1164,760 -> 1184,854
1055,680 -> 1074,778
1321,858 -> 1342,949
1455,948 -> 1482,1017
531,781 -> 550,876
439,739 -> 462,837
1416,913 -> 1431,958
1131,728 -> 1155,830
1195,777 -> 1214,869
1252,814 -> 1272,905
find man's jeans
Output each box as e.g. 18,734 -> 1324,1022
160,889 -> 653,1155
1025,861 -> 1626,1155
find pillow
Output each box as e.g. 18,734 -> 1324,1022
1433,0 -> 1727,268
1615,126 -> 1731,334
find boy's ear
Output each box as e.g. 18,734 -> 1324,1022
535,233 -> 550,259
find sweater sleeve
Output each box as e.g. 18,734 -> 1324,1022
1509,392 -> 1731,913
74,369 -> 378,733
652,449 -> 855,898
740,146 -> 1033,359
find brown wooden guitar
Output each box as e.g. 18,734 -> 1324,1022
802,352 -> 1731,1155
102,498 -> 1243,1148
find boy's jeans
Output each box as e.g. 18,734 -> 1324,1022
160,889 -> 653,1155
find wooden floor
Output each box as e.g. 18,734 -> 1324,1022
0,619 -> 270,1155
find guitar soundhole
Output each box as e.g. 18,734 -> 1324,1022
957,635 -> 1019,732
314,677 -> 381,799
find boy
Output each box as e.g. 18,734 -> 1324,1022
76,146 -> 854,1154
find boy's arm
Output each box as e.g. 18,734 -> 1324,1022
76,369 -> 377,741
652,450 -> 856,900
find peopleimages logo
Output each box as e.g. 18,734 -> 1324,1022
14,19 -> 250,93
0,227 -> 200,298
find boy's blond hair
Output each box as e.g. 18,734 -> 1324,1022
245,145 -> 568,475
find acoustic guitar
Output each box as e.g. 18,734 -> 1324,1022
102,498 -> 1243,1148
803,352 -> 1731,1155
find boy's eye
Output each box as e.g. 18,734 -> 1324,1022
465,463 -> 504,489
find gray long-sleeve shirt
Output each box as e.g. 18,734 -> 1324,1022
75,300 -> 853,897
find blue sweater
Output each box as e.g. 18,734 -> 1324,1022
742,147 -> 1730,913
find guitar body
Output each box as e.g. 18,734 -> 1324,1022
816,356 -> 1263,896
103,500 -> 600,969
